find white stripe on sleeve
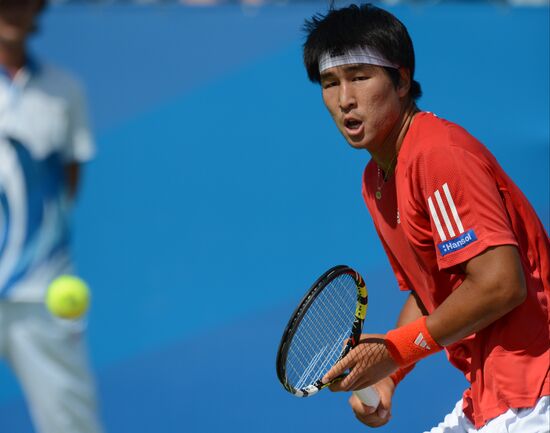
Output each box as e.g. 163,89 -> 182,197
442,183 -> 464,234
428,196 -> 447,242
435,189 -> 455,238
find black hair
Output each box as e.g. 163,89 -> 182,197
303,3 -> 422,101
0,0 -> 46,9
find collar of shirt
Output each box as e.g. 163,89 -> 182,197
0,54 -> 41,88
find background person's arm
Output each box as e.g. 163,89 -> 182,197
64,162 -> 81,201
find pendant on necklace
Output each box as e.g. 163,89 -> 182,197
375,190 -> 382,200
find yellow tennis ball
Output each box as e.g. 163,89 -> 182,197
46,275 -> 90,319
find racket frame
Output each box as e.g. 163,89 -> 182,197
276,265 -> 368,397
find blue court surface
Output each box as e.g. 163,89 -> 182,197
0,3 -> 548,433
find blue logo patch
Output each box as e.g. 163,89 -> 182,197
438,229 -> 477,256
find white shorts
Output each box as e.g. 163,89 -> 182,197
0,301 -> 104,433
426,396 -> 550,433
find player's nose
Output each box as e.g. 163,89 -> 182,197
338,82 -> 357,113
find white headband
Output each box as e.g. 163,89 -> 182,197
319,46 -> 399,73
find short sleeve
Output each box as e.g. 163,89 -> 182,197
63,79 -> 95,163
411,136 -> 518,270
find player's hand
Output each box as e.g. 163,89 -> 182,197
323,333 -> 398,391
349,376 -> 395,428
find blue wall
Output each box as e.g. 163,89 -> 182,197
0,4 -> 548,432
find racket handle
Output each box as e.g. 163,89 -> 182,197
353,386 -> 380,408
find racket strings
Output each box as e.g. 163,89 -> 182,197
292,283 -> 350,367
289,276 -> 356,387
295,300 -> 349,388
286,274 -> 358,390
297,282 -> 354,379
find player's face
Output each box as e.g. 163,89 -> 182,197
321,64 -> 405,152
0,1 -> 42,46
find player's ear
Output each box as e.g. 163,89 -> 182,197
397,67 -> 411,98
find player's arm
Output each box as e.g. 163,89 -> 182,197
64,162 -> 81,201
382,244 -> 525,375
398,291 -> 427,325
347,291 -> 426,427
427,244 -> 526,346
382,140 -> 529,373
63,77 -> 94,202
325,245 -> 526,393
384,290 -> 426,384
387,290 -> 426,379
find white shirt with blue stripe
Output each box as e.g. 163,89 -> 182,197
0,58 -> 94,300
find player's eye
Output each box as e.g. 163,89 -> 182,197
322,81 -> 338,89
352,76 -> 369,82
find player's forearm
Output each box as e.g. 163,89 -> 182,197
426,245 -> 526,347
64,163 -> 81,201
387,292 -> 425,385
426,281 -> 524,347
396,291 -> 426,327
384,246 -> 526,368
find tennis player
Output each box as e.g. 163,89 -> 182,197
0,1 -> 103,432
303,4 -> 549,432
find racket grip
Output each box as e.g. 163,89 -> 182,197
353,386 -> 380,408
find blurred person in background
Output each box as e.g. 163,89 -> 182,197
0,1 -> 104,432
305,3 -> 549,432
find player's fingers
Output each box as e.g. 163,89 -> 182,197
327,376 -> 346,392
349,394 -> 377,417
349,394 -> 390,428
322,355 -> 353,385
377,405 -> 391,421
344,370 -> 379,392
350,376 -> 377,391
337,369 -> 357,391
329,373 -> 374,392
349,394 -> 376,415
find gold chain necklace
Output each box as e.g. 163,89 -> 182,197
375,153 -> 398,200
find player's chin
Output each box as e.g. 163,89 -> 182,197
346,138 -> 370,150
342,132 -> 370,150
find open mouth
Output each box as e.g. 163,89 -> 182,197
345,119 -> 362,130
344,118 -> 364,136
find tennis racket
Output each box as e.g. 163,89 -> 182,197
276,265 -> 380,407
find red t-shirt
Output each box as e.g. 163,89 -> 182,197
362,112 -> 549,428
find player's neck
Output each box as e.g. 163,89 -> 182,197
0,42 -> 27,78
372,101 -> 418,176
